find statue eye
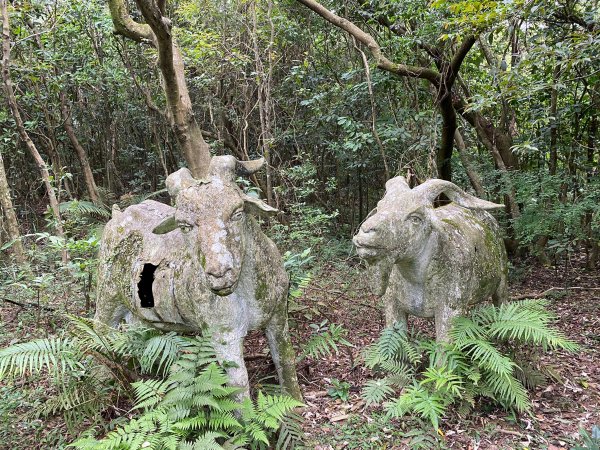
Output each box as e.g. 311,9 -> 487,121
408,215 -> 422,225
179,223 -> 193,233
231,210 -> 244,221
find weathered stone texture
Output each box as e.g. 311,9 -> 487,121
95,156 -> 302,400
353,177 -> 508,341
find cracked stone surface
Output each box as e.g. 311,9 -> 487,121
95,156 -> 302,400
353,177 -> 509,341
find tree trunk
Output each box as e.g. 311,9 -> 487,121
0,148 -> 25,262
454,130 -> 485,197
108,0 -> 212,178
59,91 -> 101,204
250,0 -> 274,205
548,65 -> 560,176
1,0 -> 67,262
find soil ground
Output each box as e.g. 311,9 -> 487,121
1,253 -> 599,449
278,254 -> 600,449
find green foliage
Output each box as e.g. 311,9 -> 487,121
361,300 -> 577,429
573,425 -> 600,450
298,320 -> 353,361
0,317 -> 303,448
271,159 -> 339,251
327,378 -> 351,402
283,248 -> 314,301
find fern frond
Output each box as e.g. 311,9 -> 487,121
299,323 -> 352,361
362,378 -> 396,406
253,392 -> 304,430
483,371 -> 530,412
275,412 -> 305,450
59,200 -> 110,219
0,337 -> 82,378
133,379 -> 170,410
455,338 -> 514,376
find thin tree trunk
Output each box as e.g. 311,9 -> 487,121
109,0 -> 212,178
354,40 -> 390,181
454,130 -> 485,197
250,0 -> 274,205
59,91 -> 101,204
0,149 -> 25,262
1,0 -> 67,262
549,65 -> 560,175
585,87 -> 598,269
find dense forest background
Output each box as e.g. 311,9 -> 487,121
0,0 -> 599,448
0,0 -> 598,262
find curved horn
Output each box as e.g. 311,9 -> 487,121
165,168 -> 196,198
385,176 -> 411,194
236,157 -> 265,176
206,156 -> 265,180
414,179 -> 504,210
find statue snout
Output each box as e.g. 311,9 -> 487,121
205,265 -> 237,296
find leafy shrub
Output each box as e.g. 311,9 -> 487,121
361,300 -> 577,429
283,248 -> 314,301
0,317 -> 303,448
327,378 -> 351,402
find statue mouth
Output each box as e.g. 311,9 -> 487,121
206,275 -> 237,296
353,237 -> 384,251
212,286 -> 234,296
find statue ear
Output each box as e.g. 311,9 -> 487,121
165,168 -> 196,198
242,194 -> 278,217
152,215 -> 178,234
385,176 -> 411,194
236,158 -> 265,176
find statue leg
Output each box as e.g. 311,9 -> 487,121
94,293 -> 129,328
492,275 -> 508,307
434,304 -> 461,342
266,312 -> 303,401
212,333 -> 250,400
384,294 -> 408,331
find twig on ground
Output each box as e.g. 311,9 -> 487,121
512,286 -> 600,300
1,297 -> 56,311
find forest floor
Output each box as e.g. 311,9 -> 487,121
246,253 -> 600,449
0,252 -> 599,449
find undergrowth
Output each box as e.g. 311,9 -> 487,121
0,316 -> 303,449
361,299 -> 577,430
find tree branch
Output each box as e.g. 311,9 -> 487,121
377,16 -> 445,66
447,35 -> 476,88
107,0 -> 155,44
295,0 -> 440,84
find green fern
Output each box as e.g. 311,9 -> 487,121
298,321 -> 352,361
363,300 -> 576,429
362,378 -> 396,406
0,316 -> 302,447
59,200 -> 110,220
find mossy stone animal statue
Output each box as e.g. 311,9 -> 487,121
353,177 -> 508,341
95,155 -> 302,400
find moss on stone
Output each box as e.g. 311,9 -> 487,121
441,218 -> 461,229
256,280 -> 268,303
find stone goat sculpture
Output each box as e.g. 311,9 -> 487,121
95,155 -> 302,400
353,177 -> 508,341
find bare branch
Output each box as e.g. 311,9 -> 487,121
295,0 -> 440,84
107,0 -> 155,44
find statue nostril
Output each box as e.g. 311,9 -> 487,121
206,267 -> 232,279
362,222 -> 378,234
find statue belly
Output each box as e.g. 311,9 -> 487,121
397,290 -> 435,318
